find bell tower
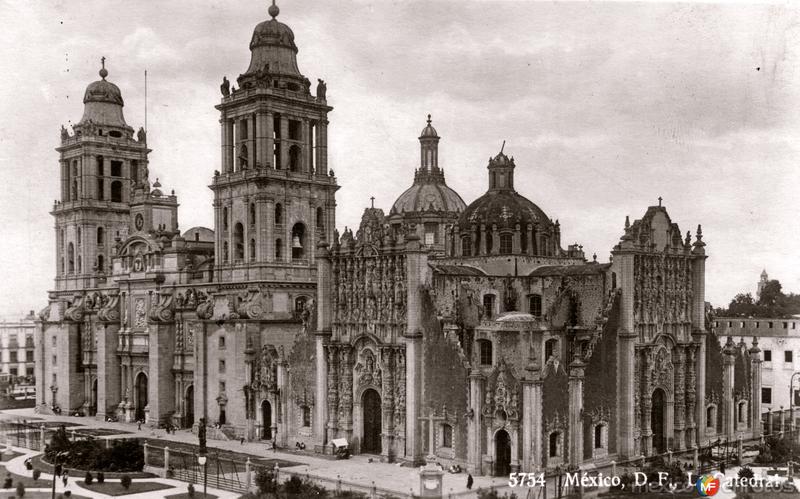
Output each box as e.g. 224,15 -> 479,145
211,1 -> 338,282
52,58 -> 150,291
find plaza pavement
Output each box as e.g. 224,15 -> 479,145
0,408 -> 512,498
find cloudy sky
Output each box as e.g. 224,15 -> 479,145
0,0 -> 798,316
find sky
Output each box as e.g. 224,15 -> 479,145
0,0 -> 798,317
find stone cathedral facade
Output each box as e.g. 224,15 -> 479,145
36,3 -> 762,475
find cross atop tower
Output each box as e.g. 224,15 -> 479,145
370,196 -> 375,208
658,196 -> 662,207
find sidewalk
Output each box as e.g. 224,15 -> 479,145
0,408 -> 508,497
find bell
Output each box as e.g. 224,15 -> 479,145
292,235 -> 302,249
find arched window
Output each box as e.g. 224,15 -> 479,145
110,181 -> 122,202
441,423 -> 453,448
499,233 -> 512,254
234,223 -> 244,261
483,294 -> 495,319
96,227 -> 104,245
291,223 -> 306,260
594,424 -> 605,449
549,431 -> 561,458
275,239 -> 283,259
131,160 -> 139,184
77,255 -> 82,272
737,402 -> 746,424
97,178 -> 104,200
706,405 -> 716,428
295,296 -> 308,317
223,241 -> 229,262
222,207 -> 229,231
275,204 -> 283,225
249,203 -> 256,226
528,294 -> 542,317
67,243 -> 75,272
486,232 -> 493,254
97,155 -> 104,176
249,239 -> 256,262
316,207 -> 324,230
289,145 -> 301,172
96,254 -> 104,272
461,237 -> 472,256
545,338 -> 558,361
72,179 -> 78,201
302,406 -> 312,427
477,339 -> 492,366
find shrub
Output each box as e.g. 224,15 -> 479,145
84,471 -> 93,485
44,432 -> 143,472
15,482 -> 24,497
3,475 -> 12,488
738,466 -> 754,479
64,492 -> 71,497
96,472 -> 104,484
255,467 -> 278,494
120,475 -> 131,490
187,483 -> 195,498
32,469 -> 40,481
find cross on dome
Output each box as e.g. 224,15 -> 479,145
268,0 -> 279,19
99,56 -> 108,80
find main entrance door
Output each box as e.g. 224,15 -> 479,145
651,388 -> 666,454
135,373 -> 148,422
184,386 -> 194,428
362,389 -> 382,454
261,400 -> 272,440
495,429 -> 511,476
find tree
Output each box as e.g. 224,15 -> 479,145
120,475 -> 131,490
758,280 -> 783,307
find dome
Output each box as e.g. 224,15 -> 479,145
245,4 -> 301,77
78,61 -> 128,128
419,114 -> 438,139
390,181 -> 466,215
457,189 -> 551,231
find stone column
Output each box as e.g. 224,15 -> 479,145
694,333 -> 707,446
480,224 -> 488,255
301,118 -> 310,173
405,233 -> 426,465
279,116 -> 289,170
255,112 -> 267,168
522,364 -> 542,472
222,119 -> 234,173
490,225 -> 499,255
568,356 -> 585,466
673,347 -> 686,449
247,114 -> 256,169
277,361 -> 288,446
722,337 -> 736,440
468,371 -> 484,474
315,242 -> 332,450
749,339 -> 762,438
96,323 -> 120,421
316,120 -> 328,175
513,224 -> 521,254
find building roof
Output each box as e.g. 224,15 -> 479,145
528,263 -> 610,277
429,263 -> 486,276
78,61 -> 128,128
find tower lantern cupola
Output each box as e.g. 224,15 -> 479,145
487,144 -> 515,191
419,114 -> 440,172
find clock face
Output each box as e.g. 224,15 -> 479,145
135,214 -> 144,231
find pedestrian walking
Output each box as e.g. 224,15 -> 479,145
467,474 -> 473,490
720,460 -> 726,475
138,420 -> 142,431
240,437 -> 245,445
62,469 -> 69,487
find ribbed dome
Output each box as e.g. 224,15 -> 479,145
457,189 -> 552,231
78,62 -> 128,128
391,181 -> 466,215
245,5 -> 301,77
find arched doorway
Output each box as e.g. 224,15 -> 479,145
495,429 -> 511,477
362,389 -> 382,454
261,400 -> 272,440
184,386 -> 194,428
135,373 -> 148,422
651,388 -> 666,454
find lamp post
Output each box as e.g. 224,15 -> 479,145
197,417 -> 207,498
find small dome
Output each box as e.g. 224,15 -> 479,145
245,4 -> 301,77
78,60 -> 128,128
419,114 -> 438,139
457,189 -> 552,231
391,182 -> 466,215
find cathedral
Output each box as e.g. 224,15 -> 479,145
36,3 -> 763,475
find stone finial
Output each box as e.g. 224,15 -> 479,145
624,215 -> 630,230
